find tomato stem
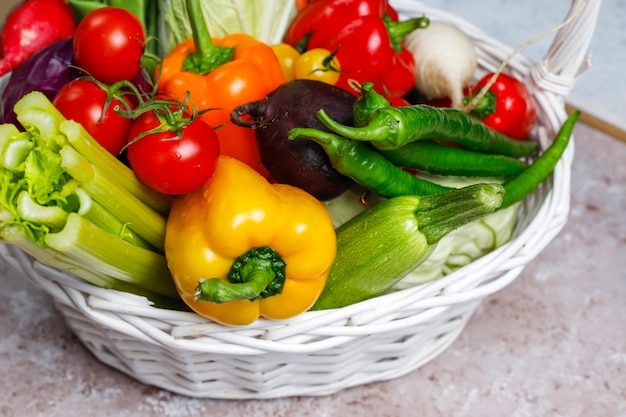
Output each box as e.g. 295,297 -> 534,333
320,47 -> 342,73
117,92 -> 200,149
464,90 -> 497,119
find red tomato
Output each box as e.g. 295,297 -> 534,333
467,72 -> 536,140
126,110 -> 220,195
73,7 -> 145,85
53,79 -> 133,156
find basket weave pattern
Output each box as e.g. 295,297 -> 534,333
0,0 -> 601,399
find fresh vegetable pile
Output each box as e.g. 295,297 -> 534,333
0,0 -> 579,326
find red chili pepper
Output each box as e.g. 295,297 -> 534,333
0,0 -> 76,77
283,0 -> 428,98
465,72 -> 537,140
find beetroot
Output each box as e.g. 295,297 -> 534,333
231,79 -> 357,201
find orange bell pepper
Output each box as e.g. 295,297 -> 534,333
156,0 -> 285,178
164,156 -> 337,326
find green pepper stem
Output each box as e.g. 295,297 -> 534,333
183,0 -> 235,74
353,81 -> 392,127
384,13 -> 429,52
195,246 -> 287,303
317,108 -> 401,147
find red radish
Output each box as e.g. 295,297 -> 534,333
0,0 -> 76,77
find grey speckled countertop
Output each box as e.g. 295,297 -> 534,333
1,0 -> 626,416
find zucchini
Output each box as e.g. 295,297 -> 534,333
311,182 -> 505,310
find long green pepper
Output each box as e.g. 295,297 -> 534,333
318,102 -> 539,157
378,140 -> 528,177
289,111 -> 580,208
350,82 -> 528,178
287,128 -> 452,197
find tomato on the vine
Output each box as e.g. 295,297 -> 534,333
126,110 -> 220,195
53,79 -> 133,156
73,7 -> 145,85
294,48 -> 341,85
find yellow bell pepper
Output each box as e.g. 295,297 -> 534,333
164,156 -> 337,326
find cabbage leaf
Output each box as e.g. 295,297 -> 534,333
325,174 -> 520,290
158,0 -> 297,54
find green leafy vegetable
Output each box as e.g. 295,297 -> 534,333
157,0 -> 297,54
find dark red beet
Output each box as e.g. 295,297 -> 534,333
230,79 -> 357,201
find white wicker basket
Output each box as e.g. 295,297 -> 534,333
0,0 -> 600,399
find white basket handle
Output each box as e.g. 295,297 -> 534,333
529,0 -> 602,97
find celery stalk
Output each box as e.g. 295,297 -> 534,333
16,191 -> 68,229
59,145 -> 166,252
0,124 -> 22,161
1,92 -> 183,305
74,188 -> 154,250
2,135 -> 33,171
1,225 -> 185,309
44,213 -> 178,298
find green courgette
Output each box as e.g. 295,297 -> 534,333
311,182 -> 505,310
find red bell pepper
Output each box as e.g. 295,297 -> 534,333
283,0 -> 429,98
465,72 -> 537,140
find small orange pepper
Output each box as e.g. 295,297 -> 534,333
156,0 -> 285,178
164,156 -> 337,326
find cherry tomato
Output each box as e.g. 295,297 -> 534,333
126,110 -> 220,195
467,72 -> 536,140
294,48 -> 341,85
53,79 -> 133,156
271,43 -> 301,82
73,7 -> 145,85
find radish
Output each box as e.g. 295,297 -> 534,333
0,0 -> 76,77
404,20 -> 477,109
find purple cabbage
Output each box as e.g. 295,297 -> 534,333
0,38 -> 82,124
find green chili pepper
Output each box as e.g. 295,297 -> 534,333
378,140 -> 528,177
317,101 -> 539,158
288,128 -> 452,198
288,110 -> 579,208
500,110 -> 579,208
351,82 -> 527,178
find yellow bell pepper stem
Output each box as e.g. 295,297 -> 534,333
196,245 -> 286,303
